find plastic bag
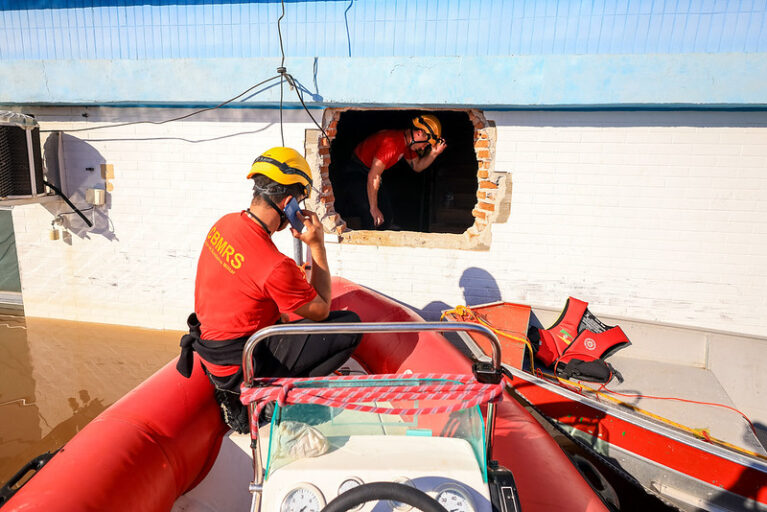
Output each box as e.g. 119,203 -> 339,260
275,421 -> 329,459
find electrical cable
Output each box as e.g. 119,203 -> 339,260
285,72 -> 329,141
40,74 -> 282,134
279,74 -> 285,146
78,127 -> 274,144
277,0 -> 286,70
42,180 -> 93,227
277,0 -> 286,146
37,0 -> 325,148
274,0 -> 328,143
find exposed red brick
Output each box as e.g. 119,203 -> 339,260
478,170 -> 488,179
319,147 -> 330,156
476,149 -> 490,159
475,139 -> 489,148
478,201 -> 495,211
326,127 -> 337,138
479,161 -> 490,170
472,209 -> 487,220
477,190 -> 487,199
479,181 -> 497,189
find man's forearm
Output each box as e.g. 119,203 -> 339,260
366,173 -> 379,211
309,242 -> 331,304
412,153 -> 438,172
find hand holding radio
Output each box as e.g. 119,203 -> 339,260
287,205 -> 324,248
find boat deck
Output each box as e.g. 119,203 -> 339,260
442,303 -> 767,457
598,355 -> 766,456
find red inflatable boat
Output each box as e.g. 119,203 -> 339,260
2,278 -> 608,512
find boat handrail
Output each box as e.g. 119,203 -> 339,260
241,321 -> 502,384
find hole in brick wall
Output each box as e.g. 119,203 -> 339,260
328,110 -> 478,234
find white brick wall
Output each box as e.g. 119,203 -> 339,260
6,107 -> 767,337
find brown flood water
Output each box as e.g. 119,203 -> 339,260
0,313 -> 182,485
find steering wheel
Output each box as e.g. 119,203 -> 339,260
321,482 -> 447,512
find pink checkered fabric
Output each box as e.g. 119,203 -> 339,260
240,373 -> 504,437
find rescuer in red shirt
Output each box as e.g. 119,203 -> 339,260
177,147 -> 361,433
335,114 -> 447,229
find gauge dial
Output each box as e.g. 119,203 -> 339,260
337,478 -> 364,511
436,487 -> 473,512
281,484 -> 325,512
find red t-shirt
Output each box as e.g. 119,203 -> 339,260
354,129 -> 418,170
194,211 -> 316,375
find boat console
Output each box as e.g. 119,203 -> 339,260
261,389 -> 492,511
240,322 -> 517,512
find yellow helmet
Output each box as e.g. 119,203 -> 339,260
247,147 -> 312,197
412,114 -> 442,144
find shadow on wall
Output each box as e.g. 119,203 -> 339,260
418,266 -> 503,320
42,134 -> 117,243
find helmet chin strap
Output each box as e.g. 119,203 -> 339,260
247,195 -> 288,234
266,197 -> 288,228
408,128 -> 427,151
245,209 -> 272,235
407,128 -> 419,146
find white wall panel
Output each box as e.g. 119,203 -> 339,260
7,107 -> 767,338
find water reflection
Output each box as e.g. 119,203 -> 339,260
0,314 -> 181,484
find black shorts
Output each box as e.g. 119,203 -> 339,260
206,310 -> 363,432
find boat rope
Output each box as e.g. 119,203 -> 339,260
240,373 -> 504,436
441,305 -> 537,374
549,373 -> 767,461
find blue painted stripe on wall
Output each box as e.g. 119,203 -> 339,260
0,0 -> 766,60
2,54 -> 766,107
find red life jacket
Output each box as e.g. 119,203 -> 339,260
534,297 -> 630,367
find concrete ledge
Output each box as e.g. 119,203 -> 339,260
339,230 -> 484,251
2,54 -> 767,107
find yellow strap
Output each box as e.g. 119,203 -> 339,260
442,305 -> 536,374
553,374 -> 767,461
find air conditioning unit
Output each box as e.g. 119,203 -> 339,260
0,111 -> 45,199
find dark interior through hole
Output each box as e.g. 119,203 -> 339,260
329,110 -> 478,234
